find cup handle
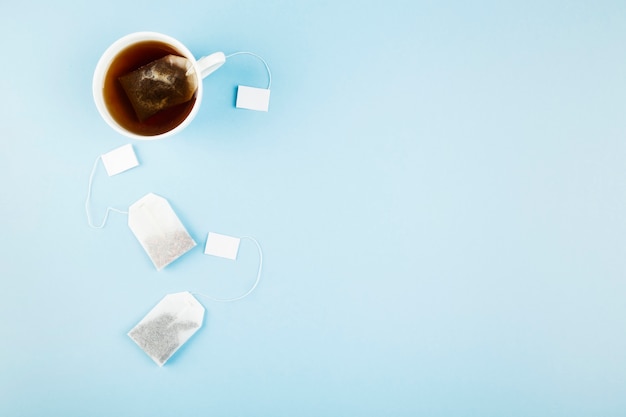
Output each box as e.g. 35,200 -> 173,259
197,52 -> 226,79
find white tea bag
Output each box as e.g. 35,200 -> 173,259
128,292 -> 205,366
128,193 -> 196,270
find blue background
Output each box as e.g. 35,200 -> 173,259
1,1 -> 626,416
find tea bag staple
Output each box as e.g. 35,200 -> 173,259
119,55 -> 198,121
128,193 -> 196,270
128,292 -> 205,366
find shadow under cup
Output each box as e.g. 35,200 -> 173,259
93,33 -> 203,140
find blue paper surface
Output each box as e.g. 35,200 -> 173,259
1,1 -> 626,416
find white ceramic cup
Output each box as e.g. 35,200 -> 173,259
93,32 -> 225,140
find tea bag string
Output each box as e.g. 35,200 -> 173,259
194,236 -> 263,303
85,156 -> 128,229
225,52 -> 272,89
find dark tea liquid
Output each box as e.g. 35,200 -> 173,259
103,41 -> 197,136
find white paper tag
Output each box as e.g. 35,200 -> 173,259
236,85 -> 270,112
128,292 -> 205,366
128,193 -> 197,270
101,144 -> 139,176
204,232 -> 240,260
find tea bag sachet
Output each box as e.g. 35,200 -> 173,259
128,292 -> 205,366
128,193 -> 196,270
118,55 -> 198,121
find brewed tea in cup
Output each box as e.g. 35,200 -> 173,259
93,32 -> 225,140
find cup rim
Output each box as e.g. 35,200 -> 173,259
92,31 -> 204,140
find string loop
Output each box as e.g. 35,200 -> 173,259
194,236 -> 263,303
225,52 -> 272,89
85,155 -> 128,229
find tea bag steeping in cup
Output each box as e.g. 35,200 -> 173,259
118,55 -> 198,121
